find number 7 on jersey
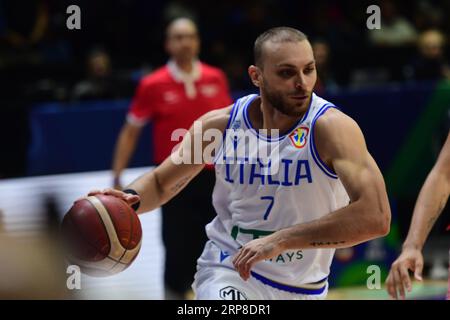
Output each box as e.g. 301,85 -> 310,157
260,196 -> 274,220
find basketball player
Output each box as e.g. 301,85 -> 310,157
111,18 -> 231,299
90,27 -> 391,299
386,132 -> 450,300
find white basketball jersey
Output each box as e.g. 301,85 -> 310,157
206,93 -> 350,288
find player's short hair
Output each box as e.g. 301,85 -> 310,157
254,27 -> 308,68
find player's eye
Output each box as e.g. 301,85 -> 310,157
304,67 -> 315,74
278,69 -> 296,78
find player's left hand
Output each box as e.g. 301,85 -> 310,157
232,236 -> 283,281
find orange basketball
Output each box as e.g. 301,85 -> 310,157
61,194 -> 142,276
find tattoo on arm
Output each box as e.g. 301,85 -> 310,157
310,240 -> 346,247
169,175 -> 192,193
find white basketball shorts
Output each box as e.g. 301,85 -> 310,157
192,240 -> 328,300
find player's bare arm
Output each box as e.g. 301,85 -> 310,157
233,108 -> 391,280
386,131 -> 450,299
111,122 -> 143,189
88,105 -> 233,214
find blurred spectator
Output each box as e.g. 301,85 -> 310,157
312,39 -> 339,94
368,0 -> 418,47
404,29 -> 450,81
0,0 -> 48,50
0,0 -> 72,66
71,48 -> 133,101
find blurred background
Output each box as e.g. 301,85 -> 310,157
0,0 -> 449,299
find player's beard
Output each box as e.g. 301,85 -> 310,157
263,85 -> 311,117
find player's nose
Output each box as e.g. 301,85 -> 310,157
294,75 -> 307,89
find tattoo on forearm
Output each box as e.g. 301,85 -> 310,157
310,240 -> 346,247
170,175 -> 192,193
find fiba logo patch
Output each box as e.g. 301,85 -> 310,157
231,120 -> 241,131
219,286 -> 248,300
289,126 -> 309,149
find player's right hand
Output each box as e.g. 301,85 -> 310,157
385,247 -> 424,300
84,188 -> 140,207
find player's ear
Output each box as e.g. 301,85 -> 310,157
248,65 -> 261,87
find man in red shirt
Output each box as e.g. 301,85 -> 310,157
112,17 -> 232,299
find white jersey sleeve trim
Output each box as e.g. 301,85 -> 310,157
309,103 -> 339,179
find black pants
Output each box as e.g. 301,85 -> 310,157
162,169 -> 216,295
